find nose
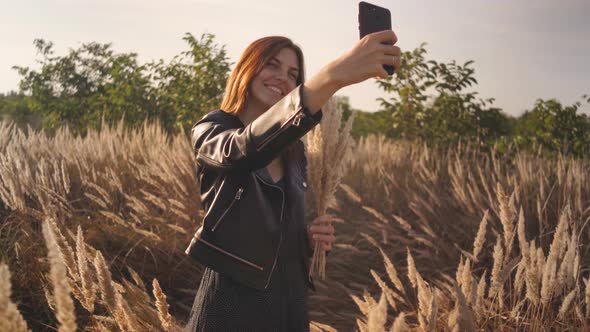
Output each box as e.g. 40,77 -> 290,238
274,71 -> 289,83
274,70 -> 295,89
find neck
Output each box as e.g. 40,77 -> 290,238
237,99 -> 268,127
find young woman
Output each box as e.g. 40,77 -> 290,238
184,30 -> 400,331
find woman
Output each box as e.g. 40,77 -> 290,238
184,30 -> 400,331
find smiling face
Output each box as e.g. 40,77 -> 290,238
247,47 -> 300,113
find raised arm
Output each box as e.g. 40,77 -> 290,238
302,29 -> 400,115
193,29 -> 400,173
192,83 -> 323,172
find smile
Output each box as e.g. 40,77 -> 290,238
265,85 -> 283,96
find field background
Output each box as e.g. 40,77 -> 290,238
1,32 -> 590,332
1,117 -> 589,331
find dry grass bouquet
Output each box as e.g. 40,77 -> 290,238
305,96 -> 356,280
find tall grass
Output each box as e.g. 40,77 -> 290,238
0,119 -> 202,330
1,118 -> 589,331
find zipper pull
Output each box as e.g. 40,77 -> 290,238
292,112 -> 304,127
235,187 -> 243,200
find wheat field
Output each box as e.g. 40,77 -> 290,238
1,118 -> 589,331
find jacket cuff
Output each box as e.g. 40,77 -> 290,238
302,99 -> 323,124
247,83 -> 322,158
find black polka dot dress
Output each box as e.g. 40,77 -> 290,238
184,175 -> 310,332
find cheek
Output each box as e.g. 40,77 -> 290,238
256,68 -> 273,81
251,78 -> 266,94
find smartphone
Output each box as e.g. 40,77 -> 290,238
358,1 -> 394,75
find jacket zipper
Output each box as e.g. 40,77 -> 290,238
211,186 -> 243,232
255,109 -> 305,152
254,172 -> 285,289
197,237 -> 264,271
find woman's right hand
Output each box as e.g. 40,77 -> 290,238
302,29 -> 400,114
328,29 -> 401,88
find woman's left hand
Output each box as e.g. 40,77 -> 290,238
307,214 -> 336,252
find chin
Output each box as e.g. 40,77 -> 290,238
262,96 -> 281,109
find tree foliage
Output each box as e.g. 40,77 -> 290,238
336,95 -> 394,139
514,97 -> 590,157
2,36 -> 589,158
0,91 -> 41,130
11,32 -> 231,137
375,42 -> 511,148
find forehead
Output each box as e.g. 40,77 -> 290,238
271,48 -> 299,70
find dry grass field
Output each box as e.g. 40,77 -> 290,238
1,118 -> 589,331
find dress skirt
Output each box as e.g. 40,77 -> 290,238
184,176 -> 310,332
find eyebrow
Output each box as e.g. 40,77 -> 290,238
270,57 -> 299,73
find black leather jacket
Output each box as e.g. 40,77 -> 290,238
185,83 -> 323,292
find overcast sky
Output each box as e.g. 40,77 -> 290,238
2,0 -> 589,116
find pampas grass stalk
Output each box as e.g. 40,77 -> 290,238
475,270 -> 487,319
390,312 -> 408,332
472,209 -> 488,261
152,278 -> 173,331
488,236 -> 504,300
366,292 -> 388,331
406,248 -> 418,289
42,218 -> 78,332
0,263 -> 31,332
447,281 -> 476,332
496,183 -> 516,265
94,251 -> 118,313
361,232 -> 406,300
75,225 -> 96,313
558,289 -> 576,319
306,96 -> 356,280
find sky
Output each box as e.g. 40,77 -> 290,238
1,0 -> 589,116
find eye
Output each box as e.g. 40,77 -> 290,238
289,73 -> 297,81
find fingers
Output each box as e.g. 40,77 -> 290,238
312,233 -> 336,243
312,214 -> 335,224
310,217 -> 335,233
374,66 -> 389,80
309,214 -> 336,251
378,44 -> 401,56
370,29 -> 398,45
311,240 -> 332,251
309,224 -> 335,234
379,54 -> 402,70
312,234 -> 335,251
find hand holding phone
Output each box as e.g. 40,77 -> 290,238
302,1 -> 399,95
358,1 -> 395,75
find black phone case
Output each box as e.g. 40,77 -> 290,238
358,1 -> 394,75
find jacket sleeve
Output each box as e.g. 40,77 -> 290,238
191,83 -> 323,172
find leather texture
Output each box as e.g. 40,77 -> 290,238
185,83 -> 324,291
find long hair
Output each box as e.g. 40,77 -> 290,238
220,36 -> 306,163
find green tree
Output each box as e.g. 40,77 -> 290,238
12,32 -> 231,137
375,42 -> 511,148
13,39 -> 152,136
375,43 -> 432,140
148,33 -> 231,134
515,96 -> 590,157
0,91 -> 40,131
335,95 -> 393,139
